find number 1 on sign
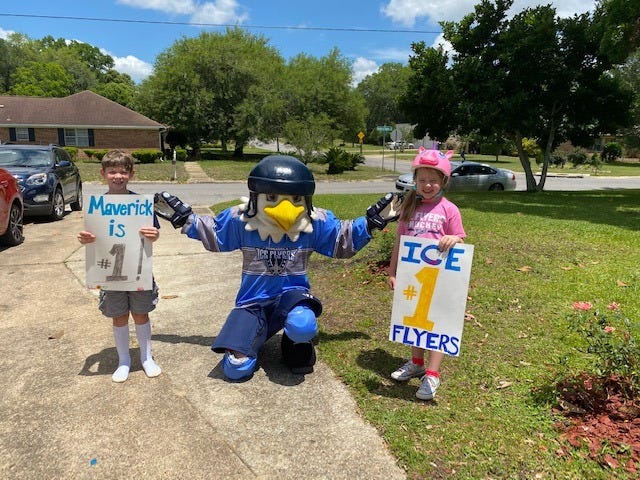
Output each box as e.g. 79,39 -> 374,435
403,267 -> 439,331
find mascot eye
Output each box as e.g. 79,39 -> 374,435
266,194 -> 278,202
292,195 -> 303,203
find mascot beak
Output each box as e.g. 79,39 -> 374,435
264,199 -> 305,232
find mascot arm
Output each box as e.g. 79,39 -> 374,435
365,192 -> 404,232
154,191 -> 193,228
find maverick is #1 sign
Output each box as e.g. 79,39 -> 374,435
83,194 -> 154,291
389,236 -> 474,356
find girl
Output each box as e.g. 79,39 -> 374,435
387,148 -> 466,400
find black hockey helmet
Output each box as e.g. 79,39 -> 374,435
245,155 -> 315,218
248,155 -> 315,195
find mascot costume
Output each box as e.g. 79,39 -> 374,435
154,154 -> 401,380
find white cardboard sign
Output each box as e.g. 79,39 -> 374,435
83,194 -> 154,291
389,236 -> 474,356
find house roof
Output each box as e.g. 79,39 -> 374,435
0,91 -> 165,130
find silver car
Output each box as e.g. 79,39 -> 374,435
396,161 -> 517,192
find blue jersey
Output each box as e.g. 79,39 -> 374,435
183,206 -> 371,305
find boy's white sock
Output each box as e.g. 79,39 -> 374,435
112,325 -> 131,383
135,322 -> 161,378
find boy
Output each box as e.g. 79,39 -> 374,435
77,149 -> 162,382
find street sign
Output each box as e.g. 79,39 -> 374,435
391,129 -> 402,142
376,125 -> 392,133
357,131 -> 364,143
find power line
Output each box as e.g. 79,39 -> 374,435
0,13 -> 439,35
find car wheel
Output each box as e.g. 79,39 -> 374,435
0,201 -> 24,246
50,188 -> 65,221
70,182 -> 83,211
488,183 -> 504,191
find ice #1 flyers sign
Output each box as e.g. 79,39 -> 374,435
389,236 -> 474,357
84,194 -> 154,291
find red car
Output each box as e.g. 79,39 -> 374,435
0,167 -> 24,246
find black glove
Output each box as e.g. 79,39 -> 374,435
154,191 -> 193,228
366,192 -> 404,231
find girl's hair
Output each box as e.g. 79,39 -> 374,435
399,168 -> 446,222
101,149 -> 134,172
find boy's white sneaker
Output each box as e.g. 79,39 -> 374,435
390,360 -> 425,381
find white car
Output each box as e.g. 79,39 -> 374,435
396,161 -> 517,192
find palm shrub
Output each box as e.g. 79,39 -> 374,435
317,147 -> 364,174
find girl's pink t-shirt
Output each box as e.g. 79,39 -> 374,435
397,197 -> 466,240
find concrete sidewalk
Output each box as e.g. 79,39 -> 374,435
0,208 -> 406,479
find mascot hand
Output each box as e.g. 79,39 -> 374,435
154,191 -> 193,228
366,192 -> 404,231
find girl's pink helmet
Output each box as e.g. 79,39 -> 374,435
410,147 -> 454,183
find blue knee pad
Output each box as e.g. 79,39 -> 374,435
284,305 -> 318,343
222,352 -> 257,380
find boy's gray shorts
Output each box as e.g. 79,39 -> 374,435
98,281 -> 159,318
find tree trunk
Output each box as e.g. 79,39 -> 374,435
514,132 -> 539,192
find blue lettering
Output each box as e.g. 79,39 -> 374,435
400,241 -> 422,264
391,324 -> 404,342
403,326 -> 414,345
426,332 -> 439,350
413,328 -> 427,345
445,247 -> 464,272
87,195 -> 153,216
420,244 -> 442,266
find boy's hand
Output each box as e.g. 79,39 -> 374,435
366,192 -> 403,231
154,191 -> 193,228
77,231 -> 96,244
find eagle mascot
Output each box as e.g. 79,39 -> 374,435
155,155 -> 401,380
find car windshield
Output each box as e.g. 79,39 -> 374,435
0,149 -> 51,167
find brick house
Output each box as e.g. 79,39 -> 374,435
0,91 -> 167,155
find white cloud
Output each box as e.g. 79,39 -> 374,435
352,57 -> 379,85
117,0 -> 248,24
382,0 -> 597,27
101,47 -> 154,83
0,27 -> 15,39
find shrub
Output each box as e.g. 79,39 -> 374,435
567,148 -> 587,167
601,142 -> 622,162
550,154 -> 567,168
82,149 -> 109,161
566,301 -> 639,398
132,149 -> 162,164
316,147 -> 363,174
63,146 -> 78,161
175,149 -> 187,162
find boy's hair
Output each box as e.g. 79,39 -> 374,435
101,149 -> 134,172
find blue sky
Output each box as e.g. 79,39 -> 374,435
0,0 -> 596,85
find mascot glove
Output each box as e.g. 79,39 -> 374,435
154,191 -> 193,228
366,192 -> 404,231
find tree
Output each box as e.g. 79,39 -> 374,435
594,0 -> 640,63
136,28 -> 284,154
282,49 -> 366,160
357,63 -> 412,135
404,0 -> 634,191
9,61 -> 73,97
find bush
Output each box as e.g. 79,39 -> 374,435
316,147 -> 364,174
63,146 -> 78,161
83,149 -> 109,161
132,149 -> 162,164
567,301 -> 639,398
568,148 -> 588,167
175,149 -> 187,162
550,154 -> 567,168
601,142 -> 622,162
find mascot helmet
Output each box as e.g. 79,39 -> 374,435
411,149 -> 454,185
248,155 -> 315,196
246,155 -> 315,217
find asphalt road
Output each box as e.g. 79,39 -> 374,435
83,156 -> 640,208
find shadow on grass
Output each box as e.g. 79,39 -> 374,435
451,189 -> 640,231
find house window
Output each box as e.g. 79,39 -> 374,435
64,128 -> 90,147
15,128 -> 30,142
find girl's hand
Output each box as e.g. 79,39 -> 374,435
77,231 -> 96,244
140,226 -> 160,242
438,235 -> 461,252
388,275 -> 396,290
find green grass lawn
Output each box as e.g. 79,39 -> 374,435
273,190 -> 639,479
